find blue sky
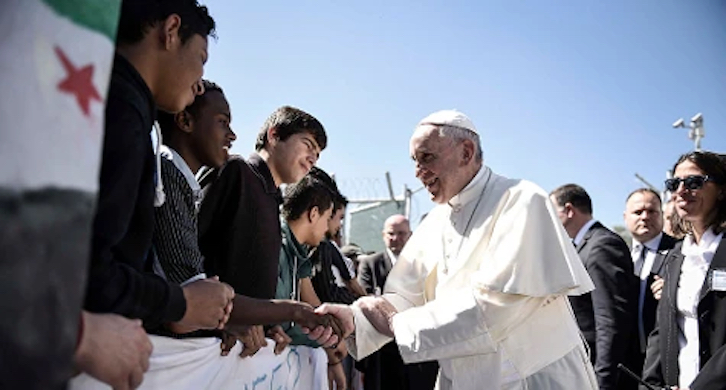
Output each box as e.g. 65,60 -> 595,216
203,0 -> 725,232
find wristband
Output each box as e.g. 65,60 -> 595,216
328,360 -> 342,366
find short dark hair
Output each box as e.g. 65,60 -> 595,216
308,167 -> 348,210
255,106 -> 327,152
117,0 -> 216,46
157,79 -> 224,138
550,184 -> 593,215
626,188 -> 662,205
670,151 -> 726,236
282,175 -> 334,222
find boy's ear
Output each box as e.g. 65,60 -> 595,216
308,206 -> 320,223
174,111 -> 193,134
267,127 -> 279,147
160,14 -> 182,51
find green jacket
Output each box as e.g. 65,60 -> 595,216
275,222 -> 318,347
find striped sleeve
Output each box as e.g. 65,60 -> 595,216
153,159 -> 205,284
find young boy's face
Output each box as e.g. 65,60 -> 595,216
327,206 -> 345,237
190,90 -> 235,169
157,33 -> 208,113
310,204 -> 333,246
272,132 -> 321,184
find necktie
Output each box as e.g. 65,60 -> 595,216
633,244 -> 648,352
634,245 -> 647,277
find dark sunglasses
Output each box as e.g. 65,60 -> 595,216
664,175 -> 715,192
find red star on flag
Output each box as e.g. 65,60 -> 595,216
55,46 -> 102,117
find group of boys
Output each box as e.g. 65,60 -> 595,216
6,1 -> 364,389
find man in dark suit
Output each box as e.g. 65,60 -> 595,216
356,215 -> 438,390
358,214 -> 410,296
622,188 -> 678,387
551,184 -> 636,390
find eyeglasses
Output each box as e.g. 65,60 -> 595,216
664,175 -> 715,192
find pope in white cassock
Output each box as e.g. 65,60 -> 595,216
311,109 -> 598,389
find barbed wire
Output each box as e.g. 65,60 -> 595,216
335,176 -> 395,201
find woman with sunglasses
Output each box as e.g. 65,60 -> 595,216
642,151 -> 726,390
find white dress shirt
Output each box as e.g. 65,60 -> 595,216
676,229 -> 724,388
386,248 -> 399,268
632,233 -> 663,351
163,146 -> 202,212
573,219 -> 598,247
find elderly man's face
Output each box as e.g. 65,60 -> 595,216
410,125 -> 471,204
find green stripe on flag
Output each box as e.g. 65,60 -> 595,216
43,0 -> 121,42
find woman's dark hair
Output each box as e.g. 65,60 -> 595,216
670,151 -> 726,236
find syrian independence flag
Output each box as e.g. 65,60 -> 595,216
0,1 -> 120,389
0,0 -> 120,191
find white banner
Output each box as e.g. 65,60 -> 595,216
69,336 -> 329,390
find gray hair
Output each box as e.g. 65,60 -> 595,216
431,124 -> 483,162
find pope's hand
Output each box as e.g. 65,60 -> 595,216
316,304 -> 355,338
303,304 -> 355,346
356,296 -> 397,338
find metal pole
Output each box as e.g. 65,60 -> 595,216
634,173 -> 658,192
385,172 -> 396,202
404,186 -> 412,220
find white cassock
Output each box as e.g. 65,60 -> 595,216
348,166 -> 598,390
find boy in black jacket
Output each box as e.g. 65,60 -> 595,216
85,0 -> 233,341
198,106 -> 327,300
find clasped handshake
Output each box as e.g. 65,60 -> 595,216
167,276 -> 358,355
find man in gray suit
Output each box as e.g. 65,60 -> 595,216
356,215 -> 438,390
551,184 -> 636,390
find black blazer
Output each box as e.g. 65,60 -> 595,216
621,234 -> 678,389
569,221 -> 637,390
357,251 -> 393,295
198,155 -> 283,300
642,236 -> 726,390
642,234 -> 679,345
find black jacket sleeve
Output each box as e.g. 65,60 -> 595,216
84,94 -> 185,328
357,255 -> 375,294
641,311 -> 666,389
588,235 -> 636,390
690,344 -> 726,390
